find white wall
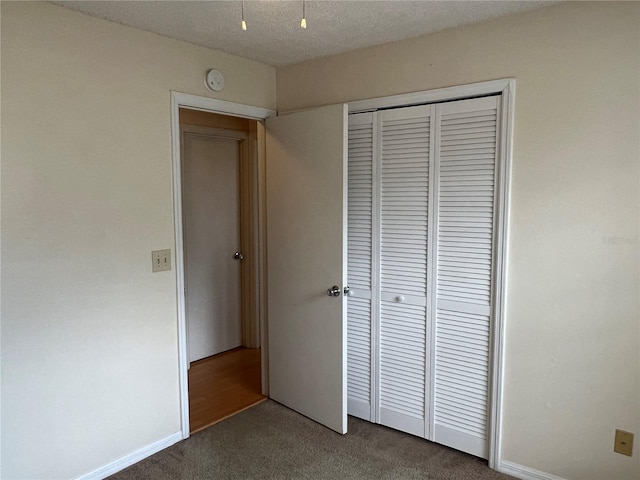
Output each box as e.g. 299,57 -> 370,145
0,2 -> 275,479
277,2 -> 640,480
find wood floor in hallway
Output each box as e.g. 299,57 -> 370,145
188,347 -> 265,433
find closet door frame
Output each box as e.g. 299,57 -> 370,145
349,78 -> 515,470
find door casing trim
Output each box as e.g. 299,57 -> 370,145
171,92 -> 276,439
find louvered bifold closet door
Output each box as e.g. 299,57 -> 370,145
378,105 -> 433,437
347,113 -> 375,421
432,96 -> 500,459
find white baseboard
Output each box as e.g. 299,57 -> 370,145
75,431 -> 183,480
499,460 -> 568,480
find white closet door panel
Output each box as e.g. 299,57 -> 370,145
347,113 -> 374,420
377,105 -> 431,436
433,95 -> 499,459
346,97 -> 502,458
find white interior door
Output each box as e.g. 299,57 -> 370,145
183,132 -> 242,363
266,104 -> 348,434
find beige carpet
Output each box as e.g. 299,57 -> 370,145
109,400 -> 516,480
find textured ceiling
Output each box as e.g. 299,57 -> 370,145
54,1 -> 558,67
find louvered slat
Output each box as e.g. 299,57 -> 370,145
378,106 -> 431,437
433,96 -> 499,459
347,114 -> 374,421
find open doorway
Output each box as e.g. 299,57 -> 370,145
179,108 -> 266,433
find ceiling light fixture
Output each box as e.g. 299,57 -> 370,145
300,0 -> 307,29
241,0 -> 247,30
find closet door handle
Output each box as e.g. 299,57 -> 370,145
396,295 -> 405,302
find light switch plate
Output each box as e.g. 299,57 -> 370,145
152,249 -> 171,272
614,429 -> 634,456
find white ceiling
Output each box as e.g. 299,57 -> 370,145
54,1 -> 557,67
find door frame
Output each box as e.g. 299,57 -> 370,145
171,92 -> 276,439
348,78 -> 515,470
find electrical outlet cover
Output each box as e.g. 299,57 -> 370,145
614,429 -> 634,457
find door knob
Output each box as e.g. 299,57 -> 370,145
234,252 -> 244,260
344,285 -> 351,296
326,285 -> 341,297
